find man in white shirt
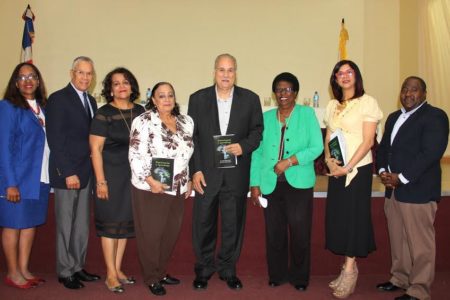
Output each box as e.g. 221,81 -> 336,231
188,54 -> 263,291
46,56 -> 100,289
376,76 -> 449,300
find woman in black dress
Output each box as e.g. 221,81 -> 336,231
89,67 -> 145,293
324,60 -> 383,298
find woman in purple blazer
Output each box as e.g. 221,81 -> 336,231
0,63 -> 50,289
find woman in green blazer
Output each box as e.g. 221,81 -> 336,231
250,72 -> 323,291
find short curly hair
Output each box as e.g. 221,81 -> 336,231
101,67 -> 140,103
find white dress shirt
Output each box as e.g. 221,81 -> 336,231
379,101 -> 427,184
215,86 -> 234,135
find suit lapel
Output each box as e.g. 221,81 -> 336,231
208,86 -> 221,135
24,108 -> 44,132
67,84 -> 91,121
392,104 -> 427,146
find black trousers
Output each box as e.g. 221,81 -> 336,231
264,181 -> 313,286
192,180 -> 247,278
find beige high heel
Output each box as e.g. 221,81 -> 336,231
329,265 -> 344,289
332,264 -> 358,298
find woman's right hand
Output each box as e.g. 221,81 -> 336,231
146,177 -> 169,194
96,184 -> 109,200
325,157 -> 342,175
250,186 -> 262,207
6,186 -> 20,202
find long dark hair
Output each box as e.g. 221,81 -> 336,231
101,67 -> 140,103
3,63 -> 47,108
329,60 -> 365,102
145,82 -> 180,116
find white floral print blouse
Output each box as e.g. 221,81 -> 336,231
129,110 -> 194,195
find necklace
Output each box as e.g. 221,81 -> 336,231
277,106 -> 294,161
29,102 -> 45,127
117,104 -> 133,132
277,106 -> 294,130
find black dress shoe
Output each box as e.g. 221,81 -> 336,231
74,269 -> 100,282
294,284 -> 308,291
160,274 -> 180,285
268,281 -> 281,287
219,276 -> 243,290
193,277 -> 208,290
149,282 -> 166,296
376,281 -> 402,292
58,276 -> 84,289
395,294 -> 419,300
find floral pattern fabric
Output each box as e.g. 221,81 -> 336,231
129,110 -> 194,195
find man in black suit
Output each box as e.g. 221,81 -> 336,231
376,76 -> 449,300
46,56 -> 100,289
188,53 -> 263,290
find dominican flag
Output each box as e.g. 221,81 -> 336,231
21,5 -> 35,63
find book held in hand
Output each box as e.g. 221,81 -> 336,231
151,157 -> 174,191
213,134 -> 237,168
328,129 -> 347,166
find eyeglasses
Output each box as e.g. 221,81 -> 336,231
73,70 -> 94,77
17,74 -> 38,81
336,70 -> 354,78
274,87 -> 295,94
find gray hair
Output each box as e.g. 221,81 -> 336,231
71,56 -> 94,70
214,53 -> 237,70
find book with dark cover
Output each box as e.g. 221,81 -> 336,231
328,129 -> 347,165
213,134 -> 237,168
151,157 -> 174,191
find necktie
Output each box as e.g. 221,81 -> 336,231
83,92 -> 91,119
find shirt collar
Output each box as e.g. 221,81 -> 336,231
215,85 -> 234,102
70,82 -> 88,99
400,100 -> 426,116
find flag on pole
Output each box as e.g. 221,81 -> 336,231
338,18 -> 349,60
21,5 -> 35,63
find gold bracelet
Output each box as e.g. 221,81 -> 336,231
96,180 -> 107,187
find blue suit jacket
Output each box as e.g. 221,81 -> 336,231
0,100 -> 45,199
46,84 -> 97,189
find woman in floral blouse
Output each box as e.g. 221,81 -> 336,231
129,82 -> 194,296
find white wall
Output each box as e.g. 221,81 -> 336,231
0,0 -> 398,119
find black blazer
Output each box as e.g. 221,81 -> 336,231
46,83 -> 98,189
377,103 -> 449,203
188,85 -> 263,196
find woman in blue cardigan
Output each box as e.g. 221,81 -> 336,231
250,72 -> 323,291
0,63 -> 50,289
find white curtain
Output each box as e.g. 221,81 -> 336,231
418,0 -> 450,155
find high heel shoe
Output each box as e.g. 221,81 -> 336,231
332,264 -> 358,299
4,277 -> 37,289
329,265 -> 344,289
105,281 -> 124,293
26,276 -> 46,285
119,277 -> 136,285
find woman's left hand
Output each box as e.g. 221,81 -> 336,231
185,181 -> 193,199
326,164 -> 348,177
274,159 -> 290,175
6,186 -> 20,202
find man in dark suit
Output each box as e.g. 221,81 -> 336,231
46,56 -> 100,289
188,53 -> 263,290
376,76 -> 449,300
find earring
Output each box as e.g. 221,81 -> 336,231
111,92 -> 114,97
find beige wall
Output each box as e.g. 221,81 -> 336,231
1,0 -> 399,119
